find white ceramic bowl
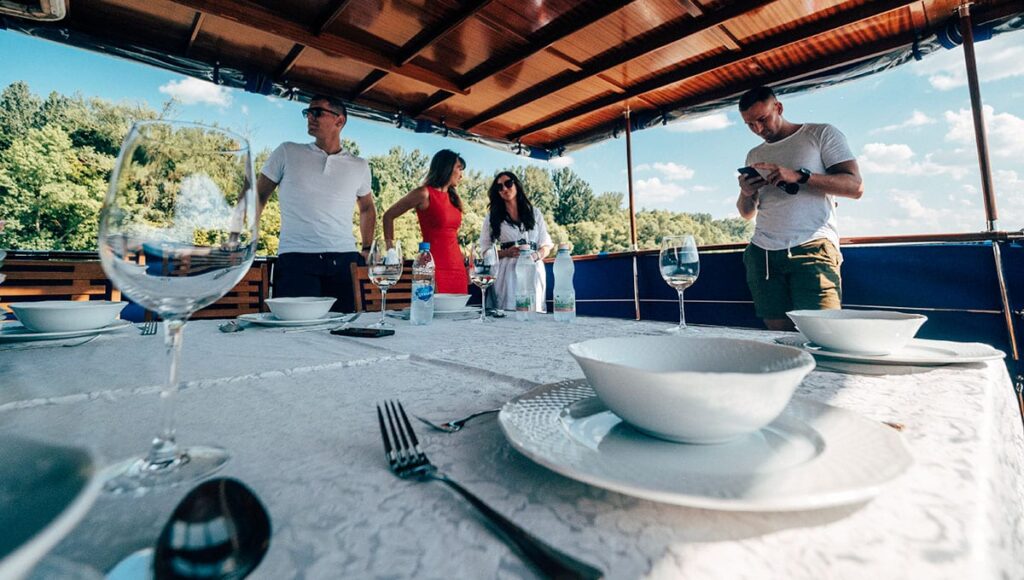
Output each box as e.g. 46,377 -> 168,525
265,297 -> 336,320
568,336 -> 815,444
434,293 -> 470,311
8,301 -> 127,333
787,309 -> 927,355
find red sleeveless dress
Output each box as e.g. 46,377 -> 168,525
416,187 -> 469,294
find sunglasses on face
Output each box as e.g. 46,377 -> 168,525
497,179 -> 514,190
301,107 -> 340,120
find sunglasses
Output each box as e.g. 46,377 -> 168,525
301,107 -> 340,120
496,179 -> 514,189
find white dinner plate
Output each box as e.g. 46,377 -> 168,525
237,312 -> 348,327
499,379 -> 912,511
388,306 -> 479,320
0,319 -> 131,344
775,335 -> 1005,365
0,436 -> 103,580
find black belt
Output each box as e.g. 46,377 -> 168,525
499,241 -> 537,250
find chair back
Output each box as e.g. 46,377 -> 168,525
0,259 -> 118,313
190,261 -> 270,319
351,263 -> 413,312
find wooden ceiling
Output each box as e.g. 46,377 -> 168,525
6,0 -> 1022,153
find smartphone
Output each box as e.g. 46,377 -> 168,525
737,166 -> 762,179
331,327 -> 395,338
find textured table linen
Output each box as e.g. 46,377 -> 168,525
1,317 -> 1022,579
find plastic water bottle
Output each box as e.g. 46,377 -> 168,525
553,243 -> 576,323
514,244 -> 534,321
410,242 -> 434,326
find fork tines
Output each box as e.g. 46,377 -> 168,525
377,400 -> 426,471
140,320 -> 158,335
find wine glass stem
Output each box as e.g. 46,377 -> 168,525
480,287 -> 487,321
677,289 -> 687,329
380,289 -> 388,324
149,318 -> 184,465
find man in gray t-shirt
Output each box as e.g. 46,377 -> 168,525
736,86 -> 863,331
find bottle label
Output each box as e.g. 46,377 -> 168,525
413,282 -> 433,302
515,296 -> 531,312
554,296 -> 575,312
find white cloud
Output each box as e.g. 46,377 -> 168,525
943,106 -> 1024,159
912,33 -> 1024,90
858,142 -> 970,180
158,78 -> 232,107
869,110 -> 936,134
548,155 -> 574,169
842,188 -> 979,235
635,177 -> 688,205
665,112 -> 733,133
265,95 -> 285,108
241,104 -> 249,115
635,161 -> 695,181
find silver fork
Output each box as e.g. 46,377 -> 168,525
377,400 -> 603,579
416,408 -> 500,433
284,312 -> 361,334
140,320 -> 158,335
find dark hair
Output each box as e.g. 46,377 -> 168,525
738,86 -> 776,112
309,94 -> 348,117
424,149 -> 465,212
488,172 -> 535,242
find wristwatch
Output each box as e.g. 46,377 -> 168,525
797,168 -> 812,184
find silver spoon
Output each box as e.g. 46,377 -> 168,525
217,320 -> 244,333
106,478 -> 271,580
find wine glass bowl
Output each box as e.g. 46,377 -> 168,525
659,235 -> 700,333
367,239 -> 403,327
97,120 -> 258,493
468,242 -> 498,323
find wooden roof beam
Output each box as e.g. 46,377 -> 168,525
349,70 -> 389,99
166,0 -> 469,95
462,0 -> 777,130
314,0 -> 355,36
184,12 -> 205,55
395,0 -> 497,66
510,0 -> 919,140
275,44 -> 306,79
413,0 -> 639,118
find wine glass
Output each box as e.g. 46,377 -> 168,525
97,120 -> 258,493
659,235 -> 700,333
367,239 -> 403,327
468,242 -> 498,323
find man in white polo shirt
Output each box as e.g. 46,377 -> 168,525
257,95 -> 376,312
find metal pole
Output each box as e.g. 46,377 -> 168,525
956,2 -> 998,231
625,108 -> 640,321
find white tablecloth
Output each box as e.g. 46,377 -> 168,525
2,316 -> 1022,579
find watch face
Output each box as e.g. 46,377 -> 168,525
798,168 -> 811,183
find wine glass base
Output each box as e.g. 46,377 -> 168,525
662,325 -> 688,334
103,445 -> 229,495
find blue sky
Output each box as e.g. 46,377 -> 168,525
1,28 -> 1022,235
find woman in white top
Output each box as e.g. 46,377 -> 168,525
478,172 -> 554,312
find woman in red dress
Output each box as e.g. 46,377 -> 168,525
382,149 -> 469,294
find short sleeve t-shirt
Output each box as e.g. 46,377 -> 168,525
261,142 -> 372,254
745,123 -> 855,251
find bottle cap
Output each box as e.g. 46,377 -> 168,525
418,242 -> 430,251
558,242 -> 571,251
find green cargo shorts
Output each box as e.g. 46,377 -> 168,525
742,239 -> 842,320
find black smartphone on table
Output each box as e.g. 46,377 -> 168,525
331,327 -> 395,338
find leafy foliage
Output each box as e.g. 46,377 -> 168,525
0,82 -> 752,256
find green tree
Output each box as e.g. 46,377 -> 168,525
552,167 -> 593,225
0,82 -> 41,151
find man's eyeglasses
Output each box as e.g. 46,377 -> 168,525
301,107 -> 340,120
496,179 -> 514,189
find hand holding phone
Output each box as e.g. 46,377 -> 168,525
331,327 -> 395,338
738,166 -> 798,195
